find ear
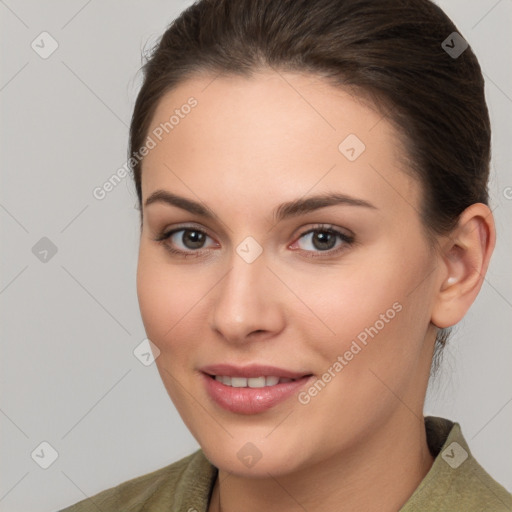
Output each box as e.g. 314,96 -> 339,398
431,203 -> 496,329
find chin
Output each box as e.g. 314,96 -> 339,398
200,437 -> 308,478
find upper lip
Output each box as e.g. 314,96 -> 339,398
200,364 -> 312,379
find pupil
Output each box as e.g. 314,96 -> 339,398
313,231 -> 335,251
184,230 -> 205,249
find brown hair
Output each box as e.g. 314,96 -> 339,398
128,0 -> 491,371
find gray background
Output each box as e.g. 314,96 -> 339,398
1,1 -> 511,511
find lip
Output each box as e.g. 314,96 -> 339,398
199,364 -> 314,415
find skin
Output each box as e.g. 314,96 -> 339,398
136,69 -> 495,512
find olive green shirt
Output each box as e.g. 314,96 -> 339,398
59,416 -> 512,511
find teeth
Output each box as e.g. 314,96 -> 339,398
213,375 -> 295,387
231,377 -> 247,388
265,376 -> 279,386
248,376 -> 266,388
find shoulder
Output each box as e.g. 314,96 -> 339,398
401,416 -> 512,511
58,449 -> 217,512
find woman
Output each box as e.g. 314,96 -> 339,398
60,0 -> 512,510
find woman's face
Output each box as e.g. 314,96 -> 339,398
137,70 -> 440,476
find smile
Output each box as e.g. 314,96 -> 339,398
201,371 -> 314,415
212,375 -> 296,387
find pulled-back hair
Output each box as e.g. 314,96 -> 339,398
128,0 -> 491,370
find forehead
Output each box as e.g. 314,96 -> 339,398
141,70 -> 420,216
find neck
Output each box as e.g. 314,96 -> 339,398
209,411 -> 434,512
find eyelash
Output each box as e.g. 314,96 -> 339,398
153,224 -> 355,260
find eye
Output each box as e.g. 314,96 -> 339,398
154,226 -> 218,258
154,223 -> 354,259
290,224 -> 354,258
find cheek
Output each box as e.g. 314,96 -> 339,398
136,245 -> 222,373
306,241 -> 431,374
136,247 -> 198,346
304,261 -> 403,346
136,250 -> 212,439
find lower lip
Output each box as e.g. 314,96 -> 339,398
201,372 -> 314,415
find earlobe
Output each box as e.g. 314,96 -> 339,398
430,203 -> 496,329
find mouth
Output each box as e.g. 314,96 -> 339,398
199,364 -> 314,414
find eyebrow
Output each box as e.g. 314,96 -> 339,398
144,190 -> 377,223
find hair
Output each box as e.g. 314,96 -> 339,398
128,0 -> 491,374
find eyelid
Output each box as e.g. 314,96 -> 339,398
292,223 -> 353,241
154,222 -> 216,242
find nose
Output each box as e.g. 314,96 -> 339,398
209,247 -> 285,345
